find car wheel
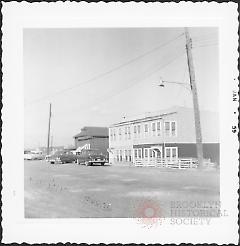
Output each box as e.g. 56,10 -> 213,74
101,163 -> 105,166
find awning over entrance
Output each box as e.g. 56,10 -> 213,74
107,148 -> 114,154
75,143 -> 90,153
150,146 -> 162,152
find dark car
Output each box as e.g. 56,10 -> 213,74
48,150 -> 77,164
76,149 -> 107,166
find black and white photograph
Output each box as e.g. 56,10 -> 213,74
2,2 -> 239,244
23,26 -> 220,219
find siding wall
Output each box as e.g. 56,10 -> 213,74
75,137 -> 109,156
109,107 -> 219,165
133,143 -> 220,164
90,137 -> 109,156
75,139 -> 90,149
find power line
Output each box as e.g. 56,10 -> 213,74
25,32 -> 184,107
175,60 -> 189,105
193,43 -> 218,49
191,31 -> 218,40
51,48 -> 186,118
112,50 -> 187,121
96,50 -> 186,106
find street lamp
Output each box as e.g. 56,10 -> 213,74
158,28 -> 204,170
158,75 -> 204,169
158,77 -> 191,91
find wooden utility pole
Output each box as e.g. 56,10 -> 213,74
50,136 -> 53,153
184,27 -> 204,169
47,103 -> 52,156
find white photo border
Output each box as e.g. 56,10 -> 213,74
2,2 -> 239,244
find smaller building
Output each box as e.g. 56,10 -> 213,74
73,126 -> 109,155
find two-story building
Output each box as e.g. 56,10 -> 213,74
108,106 -> 219,165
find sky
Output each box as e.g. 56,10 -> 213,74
24,27 -> 218,149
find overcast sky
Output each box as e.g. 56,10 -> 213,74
24,27 -> 218,149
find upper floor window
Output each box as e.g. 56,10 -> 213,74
137,125 -> 140,133
137,125 -> 141,137
152,122 -> 156,136
125,126 -> 128,140
134,125 -> 137,138
134,125 -> 141,138
171,122 -> 176,136
164,121 -> 177,137
128,126 -> 131,139
165,122 -> 170,136
144,124 -> 148,133
118,128 -> 122,140
110,129 -> 113,141
157,121 -> 161,136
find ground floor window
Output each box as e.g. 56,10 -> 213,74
116,150 -> 119,162
119,150 -> 123,161
115,149 -> 133,162
128,150 -> 132,162
144,148 -> 148,158
134,148 -> 142,159
134,149 -> 138,158
125,150 -> 128,161
138,149 -> 142,158
149,149 -> 153,158
165,147 -> 178,161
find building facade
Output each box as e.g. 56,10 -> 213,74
108,107 -> 219,165
73,126 -> 109,155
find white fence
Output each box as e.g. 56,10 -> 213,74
134,157 -> 199,169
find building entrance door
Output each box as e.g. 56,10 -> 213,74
151,146 -> 163,159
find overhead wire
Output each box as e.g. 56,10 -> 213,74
191,31 -> 218,48
109,50 -> 187,122
52,48 -> 187,118
25,32 -> 185,107
192,43 -> 218,49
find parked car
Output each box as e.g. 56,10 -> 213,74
48,150 -> 77,164
24,150 -> 44,160
76,149 -> 107,166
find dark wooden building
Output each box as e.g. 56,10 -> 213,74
73,126 -> 109,155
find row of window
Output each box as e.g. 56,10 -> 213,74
110,120 -> 177,141
134,147 -> 178,160
115,149 -> 132,162
114,147 -> 178,162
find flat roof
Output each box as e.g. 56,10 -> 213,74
110,111 -> 177,127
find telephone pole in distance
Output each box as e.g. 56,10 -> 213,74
47,103 -> 52,156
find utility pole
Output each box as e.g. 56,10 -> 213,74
50,135 -> 53,153
184,27 -> 204,169
47,103 -> 52,156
